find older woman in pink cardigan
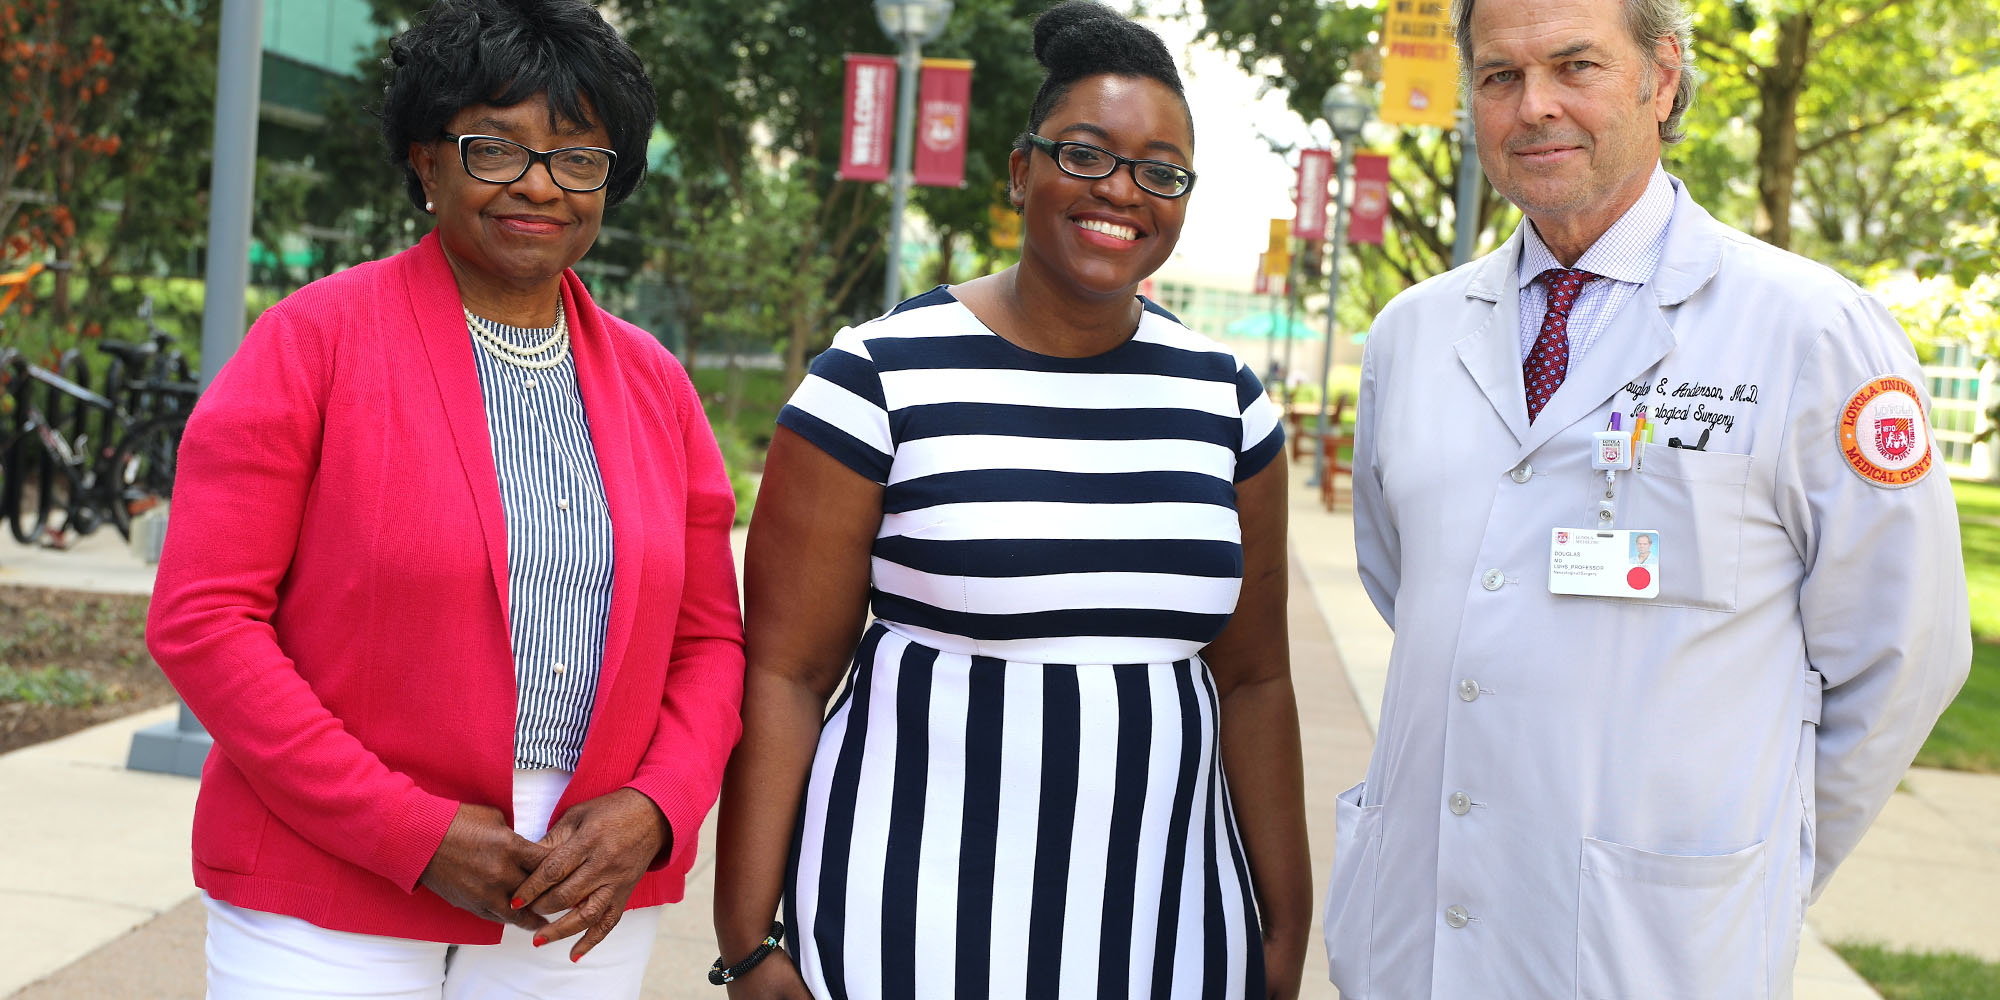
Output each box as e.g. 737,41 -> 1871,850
146,2 -> 744,996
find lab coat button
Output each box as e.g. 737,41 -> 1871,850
1445,905 -> 1470,929
1449,791 -> 1471,815
1458,679 -> 1480,702
1481,568 -> 1504,591
1510,463 -> 1532,484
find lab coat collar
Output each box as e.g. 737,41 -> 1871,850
1451,169 -> 1719,453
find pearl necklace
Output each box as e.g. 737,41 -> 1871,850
465,302 -> 570,370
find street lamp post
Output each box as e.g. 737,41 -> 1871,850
1310,81 -> 1375,488
875,0 -> 954,315
1451,109 -> 1483,267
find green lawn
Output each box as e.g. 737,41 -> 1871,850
1833,943 -> 2000,1000
691,364 -> 789,526
1914,481 -> 2000,773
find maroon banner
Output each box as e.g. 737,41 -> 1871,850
914,58 -> 973,188
1254,254 -> 1270,295
839,54 -> 897,182
1348,152 -> 1390,245
1293,149 -> 1334,242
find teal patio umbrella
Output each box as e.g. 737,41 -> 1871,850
1226,310 -> 1317,340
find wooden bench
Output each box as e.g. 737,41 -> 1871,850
1281,393 -> 1355,509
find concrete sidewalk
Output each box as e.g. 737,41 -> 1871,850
0,521 -> 1374,998
5,481 -> 1997,996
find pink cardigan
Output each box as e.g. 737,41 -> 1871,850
147,233 -> 746,942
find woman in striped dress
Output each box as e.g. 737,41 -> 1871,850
713,3 -> 1312,998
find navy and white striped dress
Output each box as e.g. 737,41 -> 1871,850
777,288 -> 1284,1000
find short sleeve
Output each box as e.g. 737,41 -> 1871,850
1233,361 -> 1285,482
776,326 -> 894,484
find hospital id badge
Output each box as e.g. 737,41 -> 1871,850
1548,529 -> 1661,599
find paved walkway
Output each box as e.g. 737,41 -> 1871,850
3,476 -> 1996,996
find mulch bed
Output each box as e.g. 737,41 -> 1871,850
0,584 -> 177,755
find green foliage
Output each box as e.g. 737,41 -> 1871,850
1951,480 -> 2000,640
1679,0 -> 1999,255
652,167 -> 842,365
0,594 -> 146,708
1832,942 -> 2000,1000
692,364 -> 789,450
1191,0 -> 1518,318
1195,0 -> 1378,126
0,664 -> 121,708
707,419 -> 761,528
692,364 -> 789,527
612,0 -> 1045,382
1918,639 -> 2000,774
1911,480 -> 2000,774
1195,0 -> 2000,336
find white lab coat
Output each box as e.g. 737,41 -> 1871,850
1330,177 -> 1970,999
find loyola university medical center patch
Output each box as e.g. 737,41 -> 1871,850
1840,375 -> 1933,488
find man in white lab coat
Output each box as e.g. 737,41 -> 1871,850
1326,0 -> 1972,995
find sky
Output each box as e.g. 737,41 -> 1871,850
1132,6 -> 1335,285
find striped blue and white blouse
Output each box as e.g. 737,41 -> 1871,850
777,287 -> 1284,666
470,318 -> 614,771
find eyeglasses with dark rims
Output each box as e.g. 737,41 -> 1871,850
1025,134 -> 1197,199
441,133 -> 619,194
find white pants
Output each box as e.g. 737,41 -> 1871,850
204,770 -> 663,999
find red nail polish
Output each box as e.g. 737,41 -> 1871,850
570,954 -> 580,963
532,935 -> 547,948
511,897 -> 525,909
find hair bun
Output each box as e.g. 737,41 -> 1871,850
1032,1 -> 1124,67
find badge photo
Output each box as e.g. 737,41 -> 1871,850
1839,375 -> 1933,488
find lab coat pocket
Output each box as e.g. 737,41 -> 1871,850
1324,781 -> 1384,997
1577,837 -> 1768,1000
1623,447 -> 1751,612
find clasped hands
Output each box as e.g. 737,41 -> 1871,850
418,789 -> 671,962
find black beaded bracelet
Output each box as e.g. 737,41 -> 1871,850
709,921 -> 785,986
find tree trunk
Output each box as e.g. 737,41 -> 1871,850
1753,10 -> 1811,249
933,228 -> 957,287
723,349 -> 743,424
785,305 -> 813,393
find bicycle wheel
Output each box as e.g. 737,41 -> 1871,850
58,350 -> 91,442
5,433 -> 55,545
110,419 -> 178,520
92,356 -> 125,458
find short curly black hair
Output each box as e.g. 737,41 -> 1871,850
1017,1 -> 1191,155
380,0 -> 656,210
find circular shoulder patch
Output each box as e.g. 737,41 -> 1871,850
1838,375 -> 1933,488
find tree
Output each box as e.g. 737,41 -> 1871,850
616,0 -> 1044,386
1,0 -> 118,350
1194,0 -> 1517,316
1681,0 -> 1996,251
1,0 -> 219,360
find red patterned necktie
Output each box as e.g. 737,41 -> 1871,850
1523,267 -> 1600,423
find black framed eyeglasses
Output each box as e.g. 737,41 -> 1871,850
441,133 -> 619,193
1026,134 -> 1197,199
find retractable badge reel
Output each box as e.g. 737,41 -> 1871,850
1549,410 -> 1662,601
1591,413 -> 1636,524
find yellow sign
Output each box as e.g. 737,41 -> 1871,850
989,202 -> 1022,250
1380,0 -> 1458,128
1265,219 -> 1291,276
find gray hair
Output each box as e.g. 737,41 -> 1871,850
1451,0 -> 1698,145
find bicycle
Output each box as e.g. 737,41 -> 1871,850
0,297 -> 199,546
92,296 -> 199,504
1,344 -> 122,544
